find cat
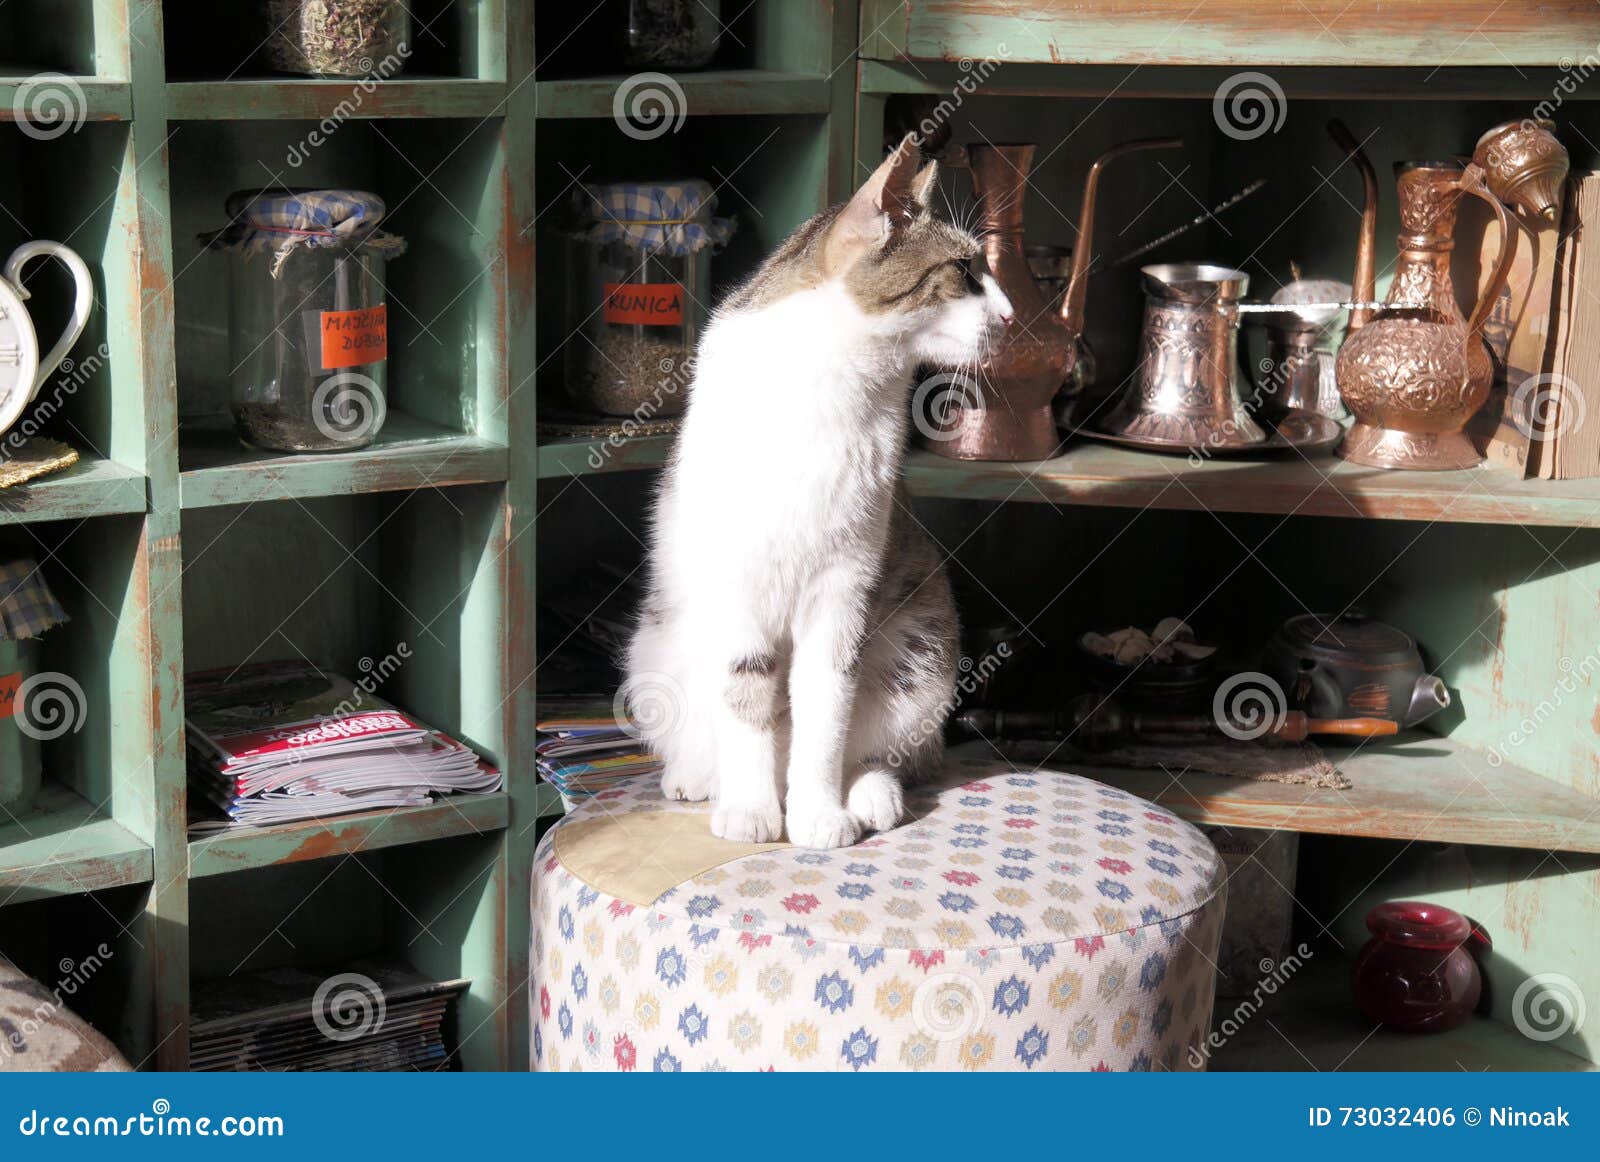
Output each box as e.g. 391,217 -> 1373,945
625,133 -> 1013,850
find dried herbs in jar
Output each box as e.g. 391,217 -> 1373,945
623,0 -> 722,70
565,181 -> 735,418
266,0 -> 412,78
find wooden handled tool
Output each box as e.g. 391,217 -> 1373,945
955,694 -> 1398,752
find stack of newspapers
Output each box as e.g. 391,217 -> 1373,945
536,697 -> 661,809
189,960 -> 467,1071
185,661 -> 501,833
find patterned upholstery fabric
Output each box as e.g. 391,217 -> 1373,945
531,757 -> 1226,1072
0,958 -> 131,1072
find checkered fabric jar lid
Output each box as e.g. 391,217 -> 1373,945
571,180 -> 736,258
201,188 -> 408,276
0,557 -> 67,641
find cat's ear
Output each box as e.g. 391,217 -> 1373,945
823,132 -> 922,274
911,161 -> 939,210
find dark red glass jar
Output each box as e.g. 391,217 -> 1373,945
1352,901 -> 1483,1033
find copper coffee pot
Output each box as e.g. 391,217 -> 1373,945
1329,121 -> 1516,470
926,137 -> 1182,461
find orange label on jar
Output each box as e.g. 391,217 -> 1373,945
320,305 -> 388,369
0,672 -> 20,721
603,283 -> 683,326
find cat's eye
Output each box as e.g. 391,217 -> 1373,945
955,257 -> 984,293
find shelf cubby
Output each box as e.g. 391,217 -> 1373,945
188,830 -> 507,1070
180,488 -> 509,768
0,513 -> 160,905
0,885 -> 155,1065
0,0 -> 119,77
0,783 -> 152,905
168,116 -> 507,456
161,0 -> 501,82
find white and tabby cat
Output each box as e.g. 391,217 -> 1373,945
626,134 -> 1013,849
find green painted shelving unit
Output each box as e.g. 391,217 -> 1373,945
0,0 -> 856,1072
6,0 -> 1600,1074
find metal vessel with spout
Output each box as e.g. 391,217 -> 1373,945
926,137 -> 1182,461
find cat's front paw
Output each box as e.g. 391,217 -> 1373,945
846,769 -> 905,833
662,763 -> 716,803
786,802 -> 862,850
711,799 -> 783,843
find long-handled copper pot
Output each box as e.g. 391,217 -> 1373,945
926,137 -> 1183,462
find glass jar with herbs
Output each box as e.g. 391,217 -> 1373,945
203,190 -> 406,453
565,180 -> 734,418
623,0 -> 722,70
265,0 -> 412,78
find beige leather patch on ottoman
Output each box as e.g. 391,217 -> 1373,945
552,808 -> 786,907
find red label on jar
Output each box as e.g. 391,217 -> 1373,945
320,305 -> 388,369
603,283 -> 683,326
0,672 -> 19,720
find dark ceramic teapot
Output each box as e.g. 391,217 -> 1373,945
1262,612 -> 1450,729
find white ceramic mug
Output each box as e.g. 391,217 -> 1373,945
0,240 -> 95,440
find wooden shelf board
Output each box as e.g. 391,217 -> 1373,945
863,3 -> 1597,70
0,783 -> 153,906
537,432 -> 675,478
165,78 -> 508,120
535,71 -> 831,118
535,435 -> 1600,529
974,733 -> 1600,854
0,455 -> 148,525
859,60 -> 1600,101
187,791 -> 511,879
1209,958 -> 1592,1072
179,411 -> 508,508
0,75 -> 131,121
903,443 -> 1600,529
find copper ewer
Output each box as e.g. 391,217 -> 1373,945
1329,122 -> 1516,471
925,137 -> 1182,461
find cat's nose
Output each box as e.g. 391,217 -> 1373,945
983,275 -> 1014,324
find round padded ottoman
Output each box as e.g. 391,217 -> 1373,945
530,757 -> 1226,1072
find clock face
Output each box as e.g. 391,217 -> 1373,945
0,281 -> 41,440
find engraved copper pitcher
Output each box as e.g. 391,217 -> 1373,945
1330,123 -> 1516,471
926,137 -> 1181,461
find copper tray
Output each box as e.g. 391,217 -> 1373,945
1077,408 -> 1343,458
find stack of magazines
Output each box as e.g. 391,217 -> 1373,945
185,661 -> 502,834
190,960 -> 467,1071
536,697 -> 661,809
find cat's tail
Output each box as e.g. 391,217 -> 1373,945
624,613 -> 718,803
